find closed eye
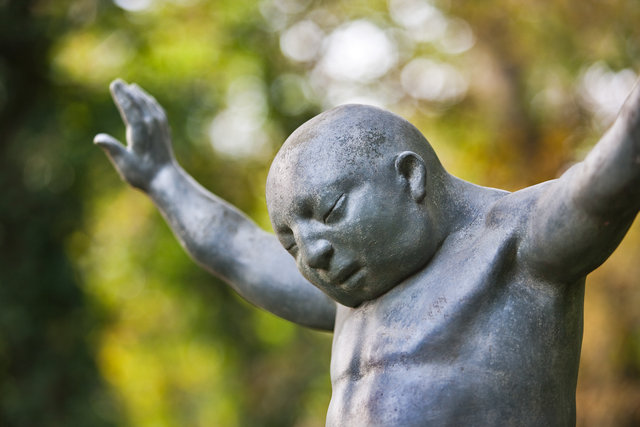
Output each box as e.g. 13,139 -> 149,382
285,243 -> 298,255
277,227 -> 296,253
323,193 -> 346,224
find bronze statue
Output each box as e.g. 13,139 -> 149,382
95,79 -> 639,425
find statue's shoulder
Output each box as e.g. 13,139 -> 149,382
483,180 -> 555,231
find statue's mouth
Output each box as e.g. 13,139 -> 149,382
334,263 -> 363,288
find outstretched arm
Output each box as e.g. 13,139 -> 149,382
520,80 -> 640,282
94,80 -> 336,330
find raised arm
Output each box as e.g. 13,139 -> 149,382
94,80 -> 336,330
521,80 -> 640,282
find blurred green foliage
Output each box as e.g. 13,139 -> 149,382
0,0 -> 638,425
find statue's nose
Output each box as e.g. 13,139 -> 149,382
302,239 -> 334,269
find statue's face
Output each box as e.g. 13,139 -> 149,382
267,146 -> 440,307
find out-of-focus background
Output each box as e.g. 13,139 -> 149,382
0,0 -> 639,425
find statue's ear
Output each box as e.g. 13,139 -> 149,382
395,151 -> 426,203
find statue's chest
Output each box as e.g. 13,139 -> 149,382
330,230 -> 522,381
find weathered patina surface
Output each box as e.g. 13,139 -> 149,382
96,79 -> 639,425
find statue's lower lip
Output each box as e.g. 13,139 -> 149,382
335,264 -> 361,286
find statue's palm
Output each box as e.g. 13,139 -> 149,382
94,79 -> 175,191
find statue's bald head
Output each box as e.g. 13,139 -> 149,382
269,104 -> 443,182
267,105 -> 447,213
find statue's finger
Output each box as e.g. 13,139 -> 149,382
625,78 -> 640,109
617,78 -> 640,130
130,83 -> 166,120
110,79 -> 144,127
94,133 -> 127,159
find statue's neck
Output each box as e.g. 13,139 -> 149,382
433,173 -> 506,238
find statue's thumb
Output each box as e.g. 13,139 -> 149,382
93,133 -> 135,179
94,133 -> 126,159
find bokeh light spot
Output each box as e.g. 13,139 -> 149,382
401,58 -> 467,102
579,62 -> 638,126
389,0 -> 447,43
208,76 -> 271,159
280,20 -> 324,63
113,0 -> 154,12
318,20 -> 397,83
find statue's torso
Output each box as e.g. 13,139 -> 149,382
327,188 -> 585,426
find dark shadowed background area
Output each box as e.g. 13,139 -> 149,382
0,0 -> 638,425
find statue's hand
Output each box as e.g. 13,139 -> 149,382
94,79 -> 175,191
